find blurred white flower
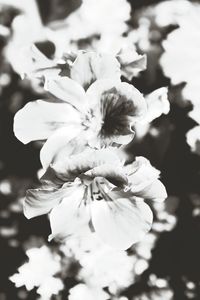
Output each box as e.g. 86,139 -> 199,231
186,126 -> 200,155
153,0 -> 193,28
79,244 -> 135,289
135,233 -> 157,260
58,0 -> 131,42
10,246 -> 62,293
23,145 -> 167,250
160,1 -> 200,104
68,284 -> 109,300
37,277 -> 63,300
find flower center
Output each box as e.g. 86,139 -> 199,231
100,87 -> 136,138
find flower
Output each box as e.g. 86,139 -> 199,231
14,51 -> 147,168
57,0 -> 131,42
160,1 -> 200,105
9,246 -> 62,292
68,283 -> 109,300
23,146 -> 167,250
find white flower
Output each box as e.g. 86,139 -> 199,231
60,0 -> 131,40
79,245 -> 135,289
37,277 -> 63,300
160,1 -> 200,104
68,284 -> 109,300
153,0 -> 193,28
186,126 -> 200,155
14,52 -> 147,168
10,246 -> 61,291
23,146 -> 167,250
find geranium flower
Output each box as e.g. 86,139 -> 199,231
14,52 -> 147,168
24,146 -> 167,250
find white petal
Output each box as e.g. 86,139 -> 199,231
44,76 -> 88,112
24,186 -> 72,219
49,185 -> 91,241
125,157 -> 167,201
85,163 -> 127,188
144,87 -> 170,123
70,51 -> 121,89
14,100 -> 80,144
48,147 -> 122,183
40,125 -> 83,170
91,195 -> 153,250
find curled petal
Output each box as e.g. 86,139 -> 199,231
133,179 -> 167,202
144,87 -> 170,123
70,51 -> 121,90
24,185 -> 73,219
46,147 -> 122,183
91,194 -> 153,250
44,76 -> 88,112
14,100 -> 80,144
125,157 -> 167,201
85,163 -> 128,188
49,185 -> 91,241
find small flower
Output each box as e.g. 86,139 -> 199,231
24,146 -> 167,250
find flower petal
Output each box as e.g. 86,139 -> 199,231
45,147 -> 122,184
91,195 -> 153,250
49,185 -> 91,241
125,157 -> 167,201
40,125 -> 83,170
117,46 -> 147,80
70,51 -> 121,90
14,100 -> 80,144
85,163 -> 128,188
44,76 -> 88,112
24,185 -> 73,219
143,87 -> 170,123
134,179 -> 167,202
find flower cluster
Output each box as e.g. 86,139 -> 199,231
13,45 -> 168,250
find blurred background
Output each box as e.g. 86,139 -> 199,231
0,0 -> 200,299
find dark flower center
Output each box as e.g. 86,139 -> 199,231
100,87 -> 137,137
